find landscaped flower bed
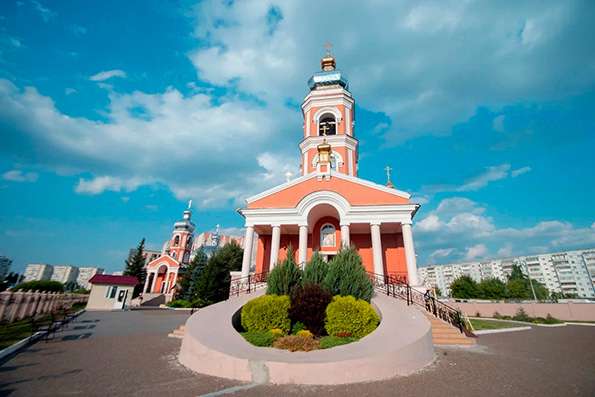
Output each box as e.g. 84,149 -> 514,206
236,247 -> 380,351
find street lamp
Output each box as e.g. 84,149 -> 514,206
520,259 -> 538,301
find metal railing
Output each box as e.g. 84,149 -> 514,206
367,272 -> 475,337
228,272 -> 268,297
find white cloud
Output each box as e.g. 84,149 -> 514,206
0,79 -> 298,207
75,176 -> 143,195
414,197 -> 595,264
65,88 -> 77,95
465,244 -> 487,260
31,1 -> 56,23
492,114 -> 505,132
188,1 -> 594,143
511,166 -> 532,177
2,169 -> 38,182
89,69 -> 127,82
424,163 -> 531,194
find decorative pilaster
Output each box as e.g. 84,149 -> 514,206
340,223 -> 350,247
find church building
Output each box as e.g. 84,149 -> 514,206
239,52 -> 421,285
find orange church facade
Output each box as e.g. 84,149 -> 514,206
239,53 -> 421,285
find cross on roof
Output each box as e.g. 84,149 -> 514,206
385,165 -> 393,183
324,41 -> 333,56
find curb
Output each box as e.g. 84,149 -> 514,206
469,317 -> 567,327
0,309 -> 86,365
565,322 -> 595,327
474,326 -> 532,335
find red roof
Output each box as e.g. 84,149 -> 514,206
89,274 -> 138,286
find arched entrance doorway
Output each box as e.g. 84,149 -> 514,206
154,264 -> 168,293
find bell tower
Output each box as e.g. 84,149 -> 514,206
166,201 -> 195,265
299,46 -> 358,177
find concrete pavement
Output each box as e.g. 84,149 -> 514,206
1,310 -> 594,396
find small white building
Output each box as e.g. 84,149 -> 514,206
87,274 -> 138,310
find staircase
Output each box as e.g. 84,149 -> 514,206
168,324 -> 186,339
424,313 -> 475,346
141,293 -> 166,307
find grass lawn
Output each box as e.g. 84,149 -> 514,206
0,318 -> 37,350
470,319 -> 525,331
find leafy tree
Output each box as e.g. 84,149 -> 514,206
267,246 -> 303,295
124,238 -> 147,298
216,241 -> 244,271
302,252 -> 328,286
177,249 -> 208,300
323,246 -> 373,302
477,278 -> 507,300
505,264 -> 549,300
449,276 -> 479,299
13,280 -> 64,292
64,281 -> 80,292
195,249 -> 232,306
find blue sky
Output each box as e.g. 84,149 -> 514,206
1,1 -> 594,274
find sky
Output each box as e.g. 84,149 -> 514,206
1,0 -> 594,274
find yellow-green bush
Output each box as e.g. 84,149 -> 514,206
241,295 -> 291,333
271,328 -> 285,338
296,329 -> 313,339
325,295 -> 380,339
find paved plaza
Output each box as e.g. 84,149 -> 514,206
1,310 -> 594,397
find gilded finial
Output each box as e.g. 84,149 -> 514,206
321,42 -> 336,71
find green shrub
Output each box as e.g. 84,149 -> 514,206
241,294 -> 291,333
241,330 -> 277,347
291,321 -> 306,334
273,335 -> 320,352
13,280 -> 64,293
167,299 -> 192,308
325,295 -> 380,339
266,246 -> 303,295
302,252 -> 328,286
289,284 -> 332,336
512,307 -> 531,322
323,247 -> 373,302
319,335 -> 358,349
544,313 -> 562,324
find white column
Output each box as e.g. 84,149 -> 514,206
370,222 -> 384,277
269,225 -> 281,270
142,273 -> 151,294
401,222 -> 419,286
298,225 -> 308,268
150,272 -> 157,293
241,226 -> 255,277
340,223 -> 350,248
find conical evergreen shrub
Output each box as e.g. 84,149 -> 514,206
323,246 -> 373,302
266,246 -> 302,295
302,251 -> 328,286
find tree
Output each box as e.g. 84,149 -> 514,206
267,246 -> 302,295
124,238 -> 147,298
302,252 -> 328,286
177,249 -> 208,300
195,249 -> 232,306
505,264 -> 549,300
477,278 -> 507,300
449,276 -> 479,299
216,241 -> 244,271
323,246 -> 373,302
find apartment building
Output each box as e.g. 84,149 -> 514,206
418,248 -> 595,298
23,263 -> 104,288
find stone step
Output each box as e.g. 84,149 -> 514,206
433,337 -> 476,346
423,312 -> 476,346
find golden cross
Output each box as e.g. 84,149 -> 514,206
320,123 -> 330,136
324,41 -> 333,56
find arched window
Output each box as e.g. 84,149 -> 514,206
320,224 -> 336,247
187,236 -> 193,247
171,251 -> 176,259
319,114 -> 336,136
173,235 -> 180,246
